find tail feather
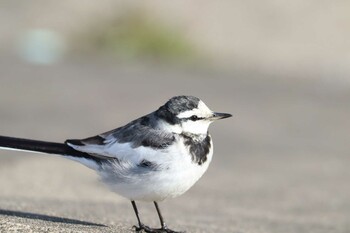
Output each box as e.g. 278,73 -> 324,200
0,135 -> 104,164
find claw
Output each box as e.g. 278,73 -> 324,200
162,227 -> 185,233
132,224 -> 184,233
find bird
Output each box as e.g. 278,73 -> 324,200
0,95 -> 231,233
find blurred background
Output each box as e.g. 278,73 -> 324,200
0,1 -> 349,232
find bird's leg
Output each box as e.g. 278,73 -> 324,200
131,201 -> 151,232
131,201 -> 143,230
131,201 -> 156,233
153,202 -> 184,233
131,201 -> 184,233
154,202 -> 166,229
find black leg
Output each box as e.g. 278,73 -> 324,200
131,201 -> 159,233
153,202 -> 184,233
131,201 -> 142,228
131,201 -> 184,233
154,202 -> 166,229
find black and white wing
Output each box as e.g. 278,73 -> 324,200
65,116 -> 176,161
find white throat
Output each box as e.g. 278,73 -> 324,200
181,120 -> 211,135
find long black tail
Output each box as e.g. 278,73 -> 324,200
0,135 -> 102,163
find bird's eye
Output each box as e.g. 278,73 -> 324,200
190,115 -> 199,121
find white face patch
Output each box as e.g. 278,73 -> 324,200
181,120 -> 212,135
176,100 -> 214,135
177,101 -> 213,119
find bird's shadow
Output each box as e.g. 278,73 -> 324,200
0,209 -> 106,227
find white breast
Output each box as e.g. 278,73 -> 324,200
98,136 -> 214,201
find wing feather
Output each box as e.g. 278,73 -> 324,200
65,114 -> 176,160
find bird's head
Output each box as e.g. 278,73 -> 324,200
156,96 -> 232,135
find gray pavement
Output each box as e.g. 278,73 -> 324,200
0,57 -> 350,232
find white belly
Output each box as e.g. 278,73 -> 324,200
98,138 -> 213,201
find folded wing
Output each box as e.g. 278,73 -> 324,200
65,116 -> 176,160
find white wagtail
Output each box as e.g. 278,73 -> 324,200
0,95 -> 231,233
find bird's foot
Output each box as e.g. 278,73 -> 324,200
133,224 -> 157,233
133,224 -> 184,233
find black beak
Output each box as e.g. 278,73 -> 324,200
210,112 -> 232,120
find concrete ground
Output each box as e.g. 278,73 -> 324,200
0,57 -> 349,232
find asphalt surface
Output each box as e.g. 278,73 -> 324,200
0,57 -> 349,233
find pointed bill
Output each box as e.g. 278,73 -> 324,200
210,112 -> 232,120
